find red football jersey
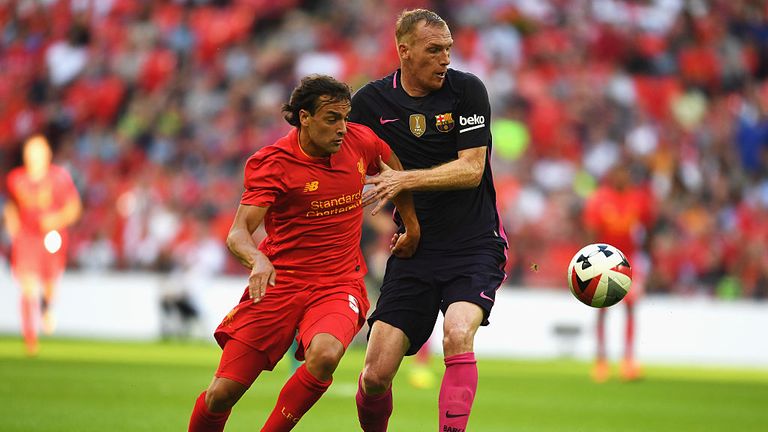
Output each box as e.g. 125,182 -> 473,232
6,164 -> 79,237
583,185 -> 655,255
6,164 -> 79,277
241,122 -> 391,284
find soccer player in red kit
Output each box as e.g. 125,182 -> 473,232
187,75 -> 420,432
4,135 -> 82,356
583,164 -> 656,382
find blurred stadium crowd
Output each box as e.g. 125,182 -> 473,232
1,0 -> 768,299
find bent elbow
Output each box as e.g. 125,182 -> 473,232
225,232 -> 238,253
467,164 -> 484,188
469,171 -> 483,187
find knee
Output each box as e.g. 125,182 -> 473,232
18,278 -> 37,298
305,344 -> 344,381
442,324 -> 475,353
205,381 -> 245,412
360,365 -> 395,394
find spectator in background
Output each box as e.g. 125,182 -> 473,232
45,19 -> 90,88
3,135 -> 82,356
159,214 -> 225,340
735,81 -> 768,176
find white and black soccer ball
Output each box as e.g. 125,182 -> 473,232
568,243 -> 632,308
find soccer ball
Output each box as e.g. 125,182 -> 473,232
568,243 -> 632,308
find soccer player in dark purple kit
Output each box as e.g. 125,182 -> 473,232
350,9 -> 507,432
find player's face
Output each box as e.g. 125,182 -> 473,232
23,136 -> 52,178
609,166 -> 630,191
400,21 -> 452,95
300,97 -> 351,157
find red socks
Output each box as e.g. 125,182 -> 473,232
596,308 -> 607,361
439,352 -> 477,432
625,303 -> 635,360
261,364 -> 331,431
356,375 -> 393,432
20,296 -> 38,356
188,391 -> 230,432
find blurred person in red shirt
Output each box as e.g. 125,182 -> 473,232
582,162 -> 656,382
3,134 -> 82,356
187,75 -> 419,432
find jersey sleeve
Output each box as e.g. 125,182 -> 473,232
6,170 -> 19,203
240,152 -> 286,207
366,132 -> 392,176
55,167 -> 79,203
348,123 -> 393,176
455,73 -> 492,151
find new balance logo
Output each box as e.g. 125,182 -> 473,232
304,181 -> 319,192
379,117 -> 399,124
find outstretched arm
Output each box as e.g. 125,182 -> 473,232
227,204 -> 275,303
380,153 -> 420,258
363,146 -> 486,210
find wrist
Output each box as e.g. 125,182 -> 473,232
405,224 -> 420,237
401,170 -> 418,191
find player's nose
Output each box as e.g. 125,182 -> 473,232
439,49 -> 450,65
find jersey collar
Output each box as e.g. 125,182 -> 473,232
290,128 -> 335,167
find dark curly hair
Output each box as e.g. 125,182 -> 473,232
282,75 -> 352,127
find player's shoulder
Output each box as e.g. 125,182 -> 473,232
246,130 -> 295,167
446,68 -> 487,95
7,166 -> 24,179
344,122 -> 386,153
6,166 -> 25,188
345,122 -> 378,140
588,185 -> 616,202
354,71 -> 397,98
48,164 -> 73,178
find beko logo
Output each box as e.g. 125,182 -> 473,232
459,114 -> 485,125
458,114 -> 486,133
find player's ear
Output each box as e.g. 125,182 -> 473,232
397,41 -> 409,60
299,109 -> 311,128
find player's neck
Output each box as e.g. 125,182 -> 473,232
26,167 -> 48,181
399,71 -> 430,98
297,129 -> 329,159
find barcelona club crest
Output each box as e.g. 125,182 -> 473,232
409,114 -> 426,137
435,112 -> 455,132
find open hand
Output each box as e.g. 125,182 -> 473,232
362,157 -> 407,215
390,230 -> 419,258
248,255 -> 276,303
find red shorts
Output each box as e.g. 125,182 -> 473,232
214,278 -> 369,375
11,232 -> 67,281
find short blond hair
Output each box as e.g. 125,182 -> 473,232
395,9 -> 447,44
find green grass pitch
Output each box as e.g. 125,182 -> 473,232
1,337 -> 767,431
